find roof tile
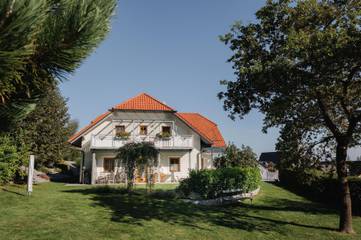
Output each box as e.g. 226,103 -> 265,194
176,113 -> 226,148
113,93 -> 174,111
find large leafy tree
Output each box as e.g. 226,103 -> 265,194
219,0 -> 360,233
0,0 -> 116,131
13,86 -> 71,168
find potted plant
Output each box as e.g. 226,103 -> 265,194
115,131 -> 130,140
156,132 -> 172,139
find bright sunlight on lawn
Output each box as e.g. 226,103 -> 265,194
0,182 -> 360,240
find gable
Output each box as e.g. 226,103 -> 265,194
113,93 -> 174,112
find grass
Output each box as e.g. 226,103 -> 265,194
0,182 -> 360,240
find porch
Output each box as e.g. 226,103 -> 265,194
86,149 -> 193,184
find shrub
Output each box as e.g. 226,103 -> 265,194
279,168 -> 361,216
0,135 -> 20,184
177,167 -> 261,200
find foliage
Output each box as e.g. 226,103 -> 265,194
279,168 -> 361,216
177,167 -> 261,200
12,86 -> 72,168
214,143 -> 258,168
0,135 -> 19,184
117,142 -> 159,192
218,0 -> 361,232
115,131 -> 130,140
0,0 -> 116,131
156,132 -> 172,139
62,120 -> 81,165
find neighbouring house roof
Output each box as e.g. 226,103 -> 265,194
259,152 -> 280,165
112,93 -> 175,112
68,93 -> 226,148
176,113 -> 226,148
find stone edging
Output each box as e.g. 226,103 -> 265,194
182,187 -> 260,206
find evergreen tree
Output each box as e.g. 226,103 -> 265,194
0,0 -> 116,131
14,86 -> 70,168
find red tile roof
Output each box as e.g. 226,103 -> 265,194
68,111 -> 111,143
176,113 -> 226,148
68,93 -> 226,148
113,93 -> 174,111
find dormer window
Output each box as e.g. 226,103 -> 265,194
140,125 -> 147,135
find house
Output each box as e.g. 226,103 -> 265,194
68,93 -> 226,184
259,152 -> 280,182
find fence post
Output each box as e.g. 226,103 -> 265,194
27,155 -> 35,196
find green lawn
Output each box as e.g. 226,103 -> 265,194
0,182 -> 360,240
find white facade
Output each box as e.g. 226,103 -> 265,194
75,111 -> 223,184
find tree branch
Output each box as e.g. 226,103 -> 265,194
316,92 -> 342,138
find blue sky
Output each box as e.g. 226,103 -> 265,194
60,0 -> 290,157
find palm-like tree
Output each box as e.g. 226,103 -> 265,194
0,0 -> 116,132
117,142 -> 159,192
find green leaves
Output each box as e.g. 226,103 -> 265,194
214,143 -> 258,168
117,142 -> 159,191
0,0 -> 116,131
177,167 -> 261,200
0,134 -> 19,184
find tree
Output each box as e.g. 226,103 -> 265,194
13,86 -> 71,168
276,122 -> 331,172
62,120 -> 81,164
218,0 -> 360,233
0,0 -> 116,131
214,143 -> 258,168
117,142 -> 159,192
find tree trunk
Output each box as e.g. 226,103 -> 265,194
336,140 -> 354,233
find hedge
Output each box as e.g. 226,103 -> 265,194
176,167 -> 261,200
279,169 -> 361,216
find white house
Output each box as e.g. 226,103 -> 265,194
68,93 -> 226,184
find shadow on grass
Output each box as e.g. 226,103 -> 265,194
1,187 -> 27,196
63,186 -> 338,234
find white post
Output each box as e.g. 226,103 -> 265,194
79,155 -> 83,184
188,150 -> 191,172
157,153 -> 161,183
27,155 -> 35,196
91,152 -> 96,185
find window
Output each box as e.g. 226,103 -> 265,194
103,158 -> 115,172
115,125 -> 125,135
169,157 -> 180,172
162,126 -> 171,135
140,125 -> 147,135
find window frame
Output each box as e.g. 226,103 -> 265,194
103,158 -> 115,172
169,157 -> 180,172
115,125 -> 126,135
139,125 -> 148,135
161,126 -> 171,135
